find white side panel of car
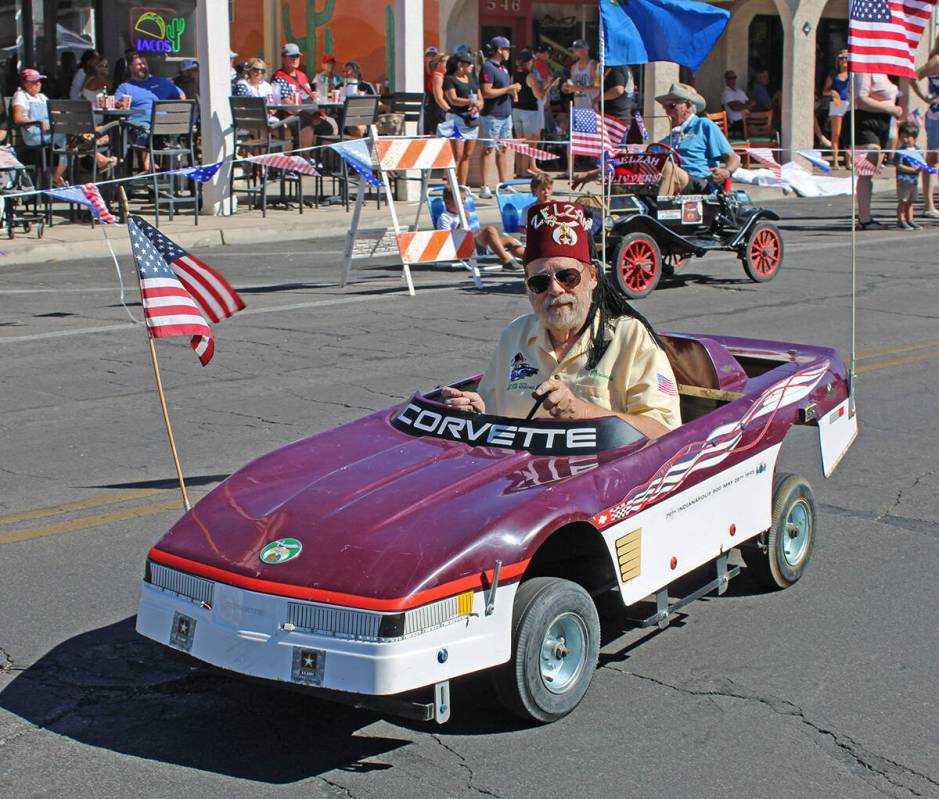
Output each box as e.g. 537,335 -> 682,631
818,397 -> 858,478
600,445 -> 782,606
137,581 -> 517,695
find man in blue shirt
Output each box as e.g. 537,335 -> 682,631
479,36 -> 521,199
114,51 -> 184,148
655,82 -> 739,195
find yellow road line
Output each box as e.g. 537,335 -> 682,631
0,498 -> 189,546
0,488 -> 167,526
856,347 -> 939,376
857,338 -> 939,361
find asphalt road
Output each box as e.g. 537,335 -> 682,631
1,191 -> 937,799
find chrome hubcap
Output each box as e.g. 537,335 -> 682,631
783,499 -> 811,565
540,612 -> 588,694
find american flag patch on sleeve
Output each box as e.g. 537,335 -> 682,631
657,373 -> 678,396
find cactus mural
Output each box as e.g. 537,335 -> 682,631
385,4 -> 395,91
282,0 -> 336,66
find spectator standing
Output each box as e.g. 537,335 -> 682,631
562,40 -> 598,110
912,35 -> 939,218
69,49 -> 97,100
272,43 -> 336,149
531,43 -> 557,135
423,51 -> 449,135
822,52 -> 850,168
479,36 -> 520,198
12,68 -> 69,186
599,65 -> 635,128
849,71 -> 902,230
423,46 -> 438,93
114,52 -> 184,152
441,50 -> 482,186
512,49 -> 547,176
315,54 -> 342,98
894,121 -> 922,229
720,70 -> 751,137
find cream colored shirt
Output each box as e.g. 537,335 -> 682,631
477,314 -> 682,431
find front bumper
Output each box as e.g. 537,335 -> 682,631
136,573 -> 515,696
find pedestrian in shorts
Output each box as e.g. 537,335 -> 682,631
895,121 -> 923,229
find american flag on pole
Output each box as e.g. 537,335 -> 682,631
570,109 -> 630,156
848,0 -> 936,79
132,215 -> 245,326
129,216 -> 215,365
747,147 -> 783,178
852,151 -> 882,175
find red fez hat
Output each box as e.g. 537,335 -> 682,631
524,201 -> 594,264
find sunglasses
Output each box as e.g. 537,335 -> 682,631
526,267 -> 583,294
661,101 -> 683,111
250,68 -> 266,73
285,53 -> 300,59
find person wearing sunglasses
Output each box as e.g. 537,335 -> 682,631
271,44 -> 337,149
441,201 -> 680,439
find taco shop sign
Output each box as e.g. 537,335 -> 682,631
131,7 -> 188,54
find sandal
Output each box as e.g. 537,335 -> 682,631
923,209 -> 939,219
857,219 -> 887,230
52,177 -> 69,188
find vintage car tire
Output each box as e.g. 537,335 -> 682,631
492,577 -> 600,723
662,253 -> 689,277
613,232 -> 662,299
743,473 -> 816,590
741,221 -> 784,282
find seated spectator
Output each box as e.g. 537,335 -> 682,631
272,43 -> 337,150
11,68 -> 69,186
174,59 -> 199,103
80,54 -> 111,104
114,51 -> 184,149
315,54 -> 343,98
341,61 -> 376,96
234,58 -> 275,101
435,186 -> 524,271
749,69 -> 777,112
70,49 -> 97,100
520,173 -> 554,232
720,70 -> 752,137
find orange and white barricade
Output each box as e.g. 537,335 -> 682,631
341,128 -> 482,295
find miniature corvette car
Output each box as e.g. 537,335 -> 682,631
136,332 -> 857,724
602,144 -> 784,299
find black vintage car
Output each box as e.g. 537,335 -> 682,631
600,144 -> 784,299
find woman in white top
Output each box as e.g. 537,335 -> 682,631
562,40 -> 598,110
234,57 -> 276,102
12,68 -> 70,186
81,54 -> 112,105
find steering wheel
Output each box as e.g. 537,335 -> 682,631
645,142 -> 683,167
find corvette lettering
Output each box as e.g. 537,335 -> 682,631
396,403 -> 597,452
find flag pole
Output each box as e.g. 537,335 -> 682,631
119,187 -> 192,512
599,14 -> 608,273
848,72 -> 857,395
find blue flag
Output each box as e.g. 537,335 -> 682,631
164,161 -> 224,182
330,140 -> 382,187
601,0 -> 730,72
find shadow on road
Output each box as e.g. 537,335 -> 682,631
89,473 -> 231,490
0,618 -> 411,783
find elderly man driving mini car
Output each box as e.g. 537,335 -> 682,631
442,201 -> 681,440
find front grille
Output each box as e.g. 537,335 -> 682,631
287,601 -> 382,641
403,595 -> 460,636
149,562 -> 214,606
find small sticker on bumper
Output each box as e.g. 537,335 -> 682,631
291,647 -> 326,686
170,612 -> 196,652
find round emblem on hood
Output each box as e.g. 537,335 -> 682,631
259,538 -> 302,564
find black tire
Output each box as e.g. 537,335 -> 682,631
492,577 -> 600,723
743,473 -> 816,590
612,232 -> 662,299
740,220 -> 783,282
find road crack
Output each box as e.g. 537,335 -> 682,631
604,667 -> 939,798
430,734 -> 502,798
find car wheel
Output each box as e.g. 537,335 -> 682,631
492,577 -> 600,723
613,232 -> 662,299
741,221 -> 783,282
743,473 -> 816,590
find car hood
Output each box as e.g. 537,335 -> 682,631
151,408 -> 618,607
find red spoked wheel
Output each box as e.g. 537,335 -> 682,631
662,253 -> 690,277
741,221 -> 783,282
613,232 -> 662,299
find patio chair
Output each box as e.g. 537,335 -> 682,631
706,110 -> 751,167
742,110 -> 779,149
4,95 -> 52,225
228,96 -> 304,217
319,95 -> 380,210
128,99 -> 199,226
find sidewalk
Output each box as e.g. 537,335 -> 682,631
0,174 -> 896,267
